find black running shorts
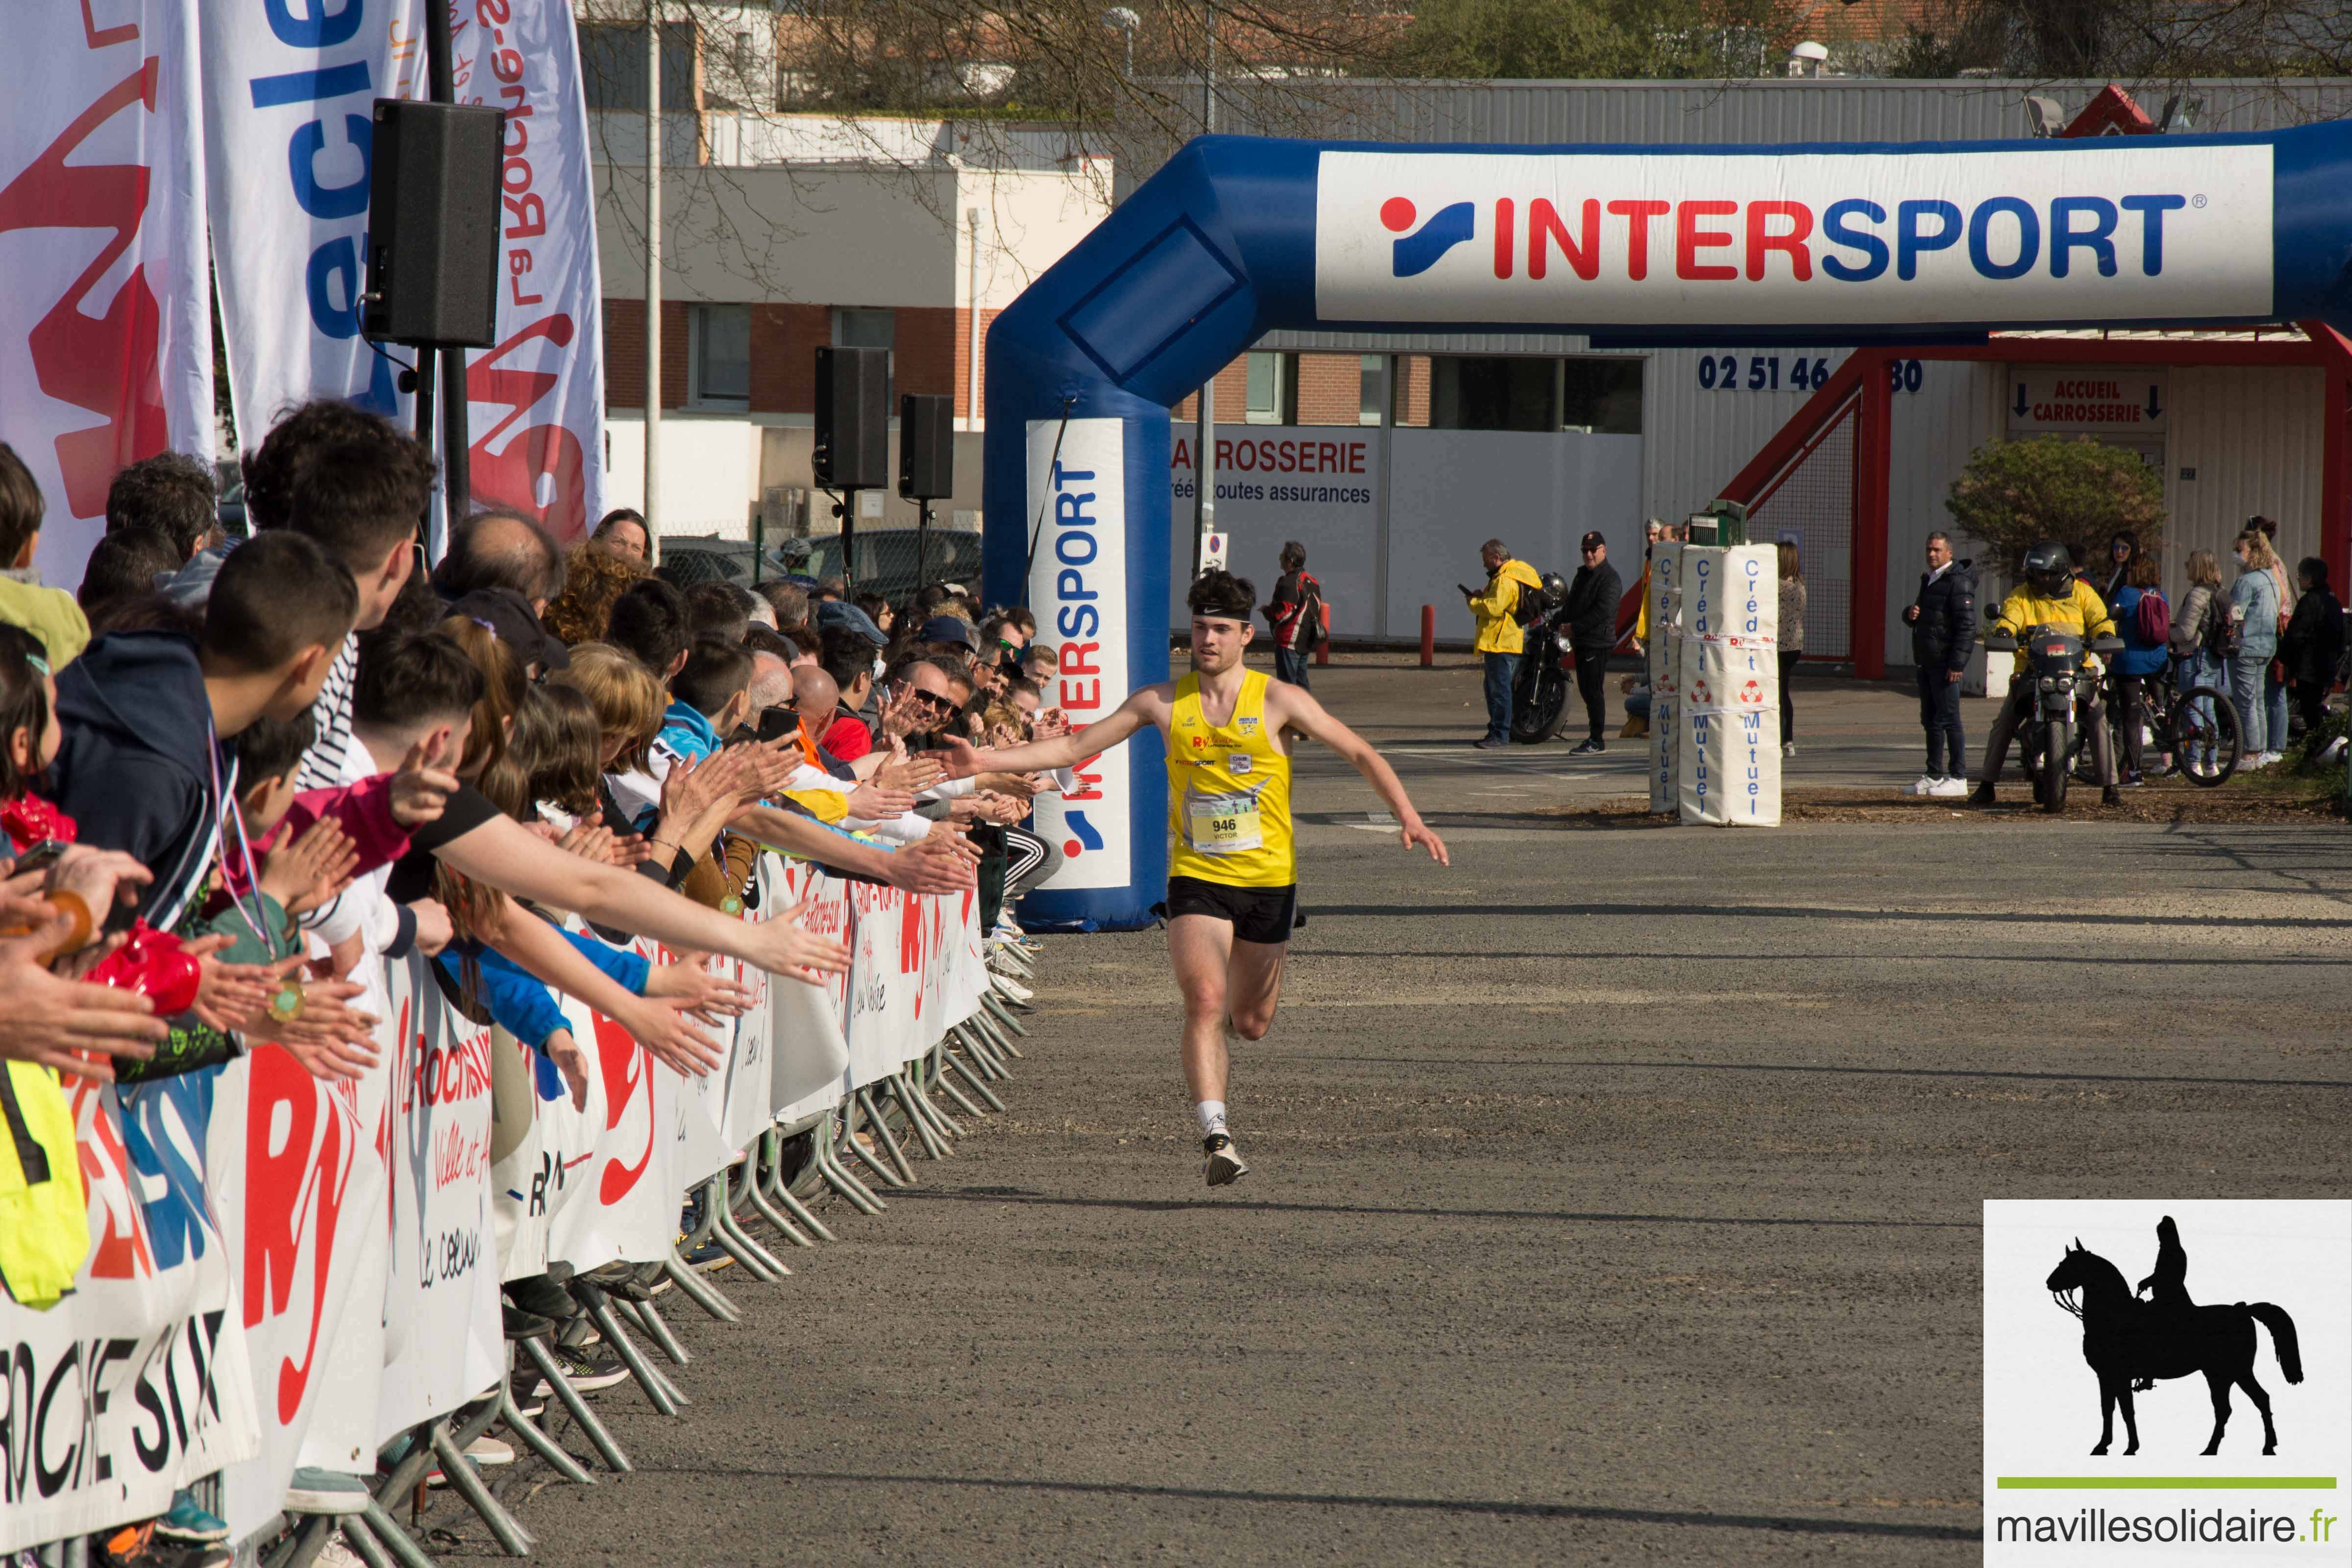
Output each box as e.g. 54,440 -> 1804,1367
1165,875 -> 1298,946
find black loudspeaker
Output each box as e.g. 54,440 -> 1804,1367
898,393 -> 954,500
814,346 -> 890,490
362,99 -> 506,348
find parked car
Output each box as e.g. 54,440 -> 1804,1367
798,528 -> 983,602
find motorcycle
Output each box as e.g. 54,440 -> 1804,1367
1509,571 -> 1574,743
1983,621 -> 2125,812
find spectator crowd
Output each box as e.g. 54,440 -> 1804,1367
0,404 -> 1063,1568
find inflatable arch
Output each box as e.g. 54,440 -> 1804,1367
982,123 -> 2352,929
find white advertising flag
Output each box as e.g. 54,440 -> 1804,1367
0,0 -> 213,588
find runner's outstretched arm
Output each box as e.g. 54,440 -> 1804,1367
933,690 -> 1155,779
1275,687 -> 1450,866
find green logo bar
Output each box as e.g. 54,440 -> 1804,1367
1997,1477 -> 2340,1490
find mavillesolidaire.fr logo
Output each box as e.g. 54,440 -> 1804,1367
1984,1200 -> 2351,1564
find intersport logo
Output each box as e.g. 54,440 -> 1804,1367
1316,145 -> 2274,326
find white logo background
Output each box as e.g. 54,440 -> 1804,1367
1984,1198 -> 2351,1563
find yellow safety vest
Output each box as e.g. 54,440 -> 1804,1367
0,1061 -> 89,1309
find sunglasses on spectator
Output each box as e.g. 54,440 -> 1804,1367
904,687 -> 955,712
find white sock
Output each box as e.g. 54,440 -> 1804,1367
1195,1100 -> 1228,1139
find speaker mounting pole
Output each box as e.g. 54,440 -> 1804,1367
423,0 -> 469,548
836,491 -> 858,595
915,499 -> 933,593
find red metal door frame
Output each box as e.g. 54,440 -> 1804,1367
1716,330 -> 2351,680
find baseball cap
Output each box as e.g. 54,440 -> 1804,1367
814,598 -> 887,648
1581,531 -> 1606,550
446,587 -> 570,671
921,614 -> 975,649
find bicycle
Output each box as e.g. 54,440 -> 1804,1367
2065,656 -> 2241,787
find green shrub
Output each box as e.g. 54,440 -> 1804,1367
1944,435 -> 2166,576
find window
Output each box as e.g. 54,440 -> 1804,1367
1430,357 -> 1558,432
1244,351 -> 1296,424
578,22 -> 694,113
832,307 -> 896,408
690,305 -> 750,409
1561,360 -> 1643,435
1359,355 -> 1384,426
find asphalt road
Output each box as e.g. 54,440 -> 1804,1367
461,656 -> 2352,1565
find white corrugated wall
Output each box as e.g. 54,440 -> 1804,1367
2162,367 -> 2326,605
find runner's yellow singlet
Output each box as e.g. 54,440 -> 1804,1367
1166,669 -> 1294,887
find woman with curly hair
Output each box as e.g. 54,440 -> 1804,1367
541,541 -> 648,644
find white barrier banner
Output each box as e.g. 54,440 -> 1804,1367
0,0 -> 213,588
545,990 -> 675,1269
769,859 -> 852,1127
376,956 -> 504,1437
0,1076 -> 258,1553
448,0 -> 608,539
206,1037 -> 392,1537
489,1019 -> 600,1286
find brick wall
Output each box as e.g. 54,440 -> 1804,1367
1397,355 -> 1431,426
749,303 -> 828,414
1173,361 -> 1250,422
604,298 -> 689,410
950,307 -> 998,420
895,305 -> 956,400
1295,352 -> 1365,427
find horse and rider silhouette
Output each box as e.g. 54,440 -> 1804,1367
2045,1217 -> 2303,1457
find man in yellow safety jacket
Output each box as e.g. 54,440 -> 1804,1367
1970,539 -> 2121,809
1463,539 -> 1544,749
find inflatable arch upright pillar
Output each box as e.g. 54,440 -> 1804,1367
984,126 -> 2352,929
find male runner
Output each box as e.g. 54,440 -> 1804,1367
933,570 -> 1447,1187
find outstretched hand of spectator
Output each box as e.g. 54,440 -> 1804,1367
613,993 -> 727,1078
740,900 -> 852,987
927,735 -> 986,782
845,781 -> 916,821
389,738 -> 462,829
0,898 -> 165,1080
265,980 -> 383,1081
879,686 -> 929,740
871,749 -> 942,794
261,817 -> 358,915
645,951 -> 756,1025
544,1027 -> 590,1111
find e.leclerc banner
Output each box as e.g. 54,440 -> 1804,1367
0,0 -> 213,590
204,0 -> 604,541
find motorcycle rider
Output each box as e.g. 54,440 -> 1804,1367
1969,539 -> 2122,809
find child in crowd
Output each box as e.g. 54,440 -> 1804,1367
76,529 -> 181,621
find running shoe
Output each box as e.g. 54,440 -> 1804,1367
1568,738 -> 1605,756
1905,775 -> 1937,795
1202,1133 -> 1250,1188
154,1493 -> 230,1545
426,1436 -> 514,1487
1927,777 -> 1968,798
529,1345 -> 631,1396
1782,742 -> 1796,757
1471,736 -> 1508,749
283,1467 -> 370,1515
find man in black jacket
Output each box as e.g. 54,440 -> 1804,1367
1561,531 -> 1622,754
1903,531 -> 1975,796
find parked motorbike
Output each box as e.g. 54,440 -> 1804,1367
1983,621 -> 2125,812
1509,571 -> 1574,743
